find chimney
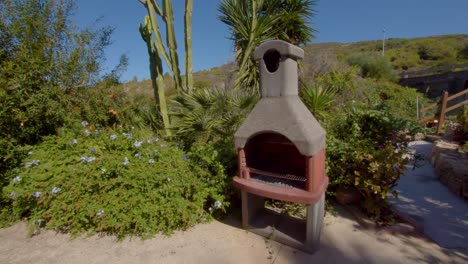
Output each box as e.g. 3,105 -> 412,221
254,40 -> 304,97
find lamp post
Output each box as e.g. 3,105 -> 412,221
382,27 -> 386,57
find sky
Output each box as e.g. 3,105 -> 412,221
73,0 -> 468,82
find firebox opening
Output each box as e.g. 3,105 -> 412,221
263,49 -> 281,73
245,132 -> 306,182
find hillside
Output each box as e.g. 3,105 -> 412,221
123,34 -> 468,95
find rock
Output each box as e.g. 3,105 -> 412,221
431,140 -> 468,198
414,132 -> 425,141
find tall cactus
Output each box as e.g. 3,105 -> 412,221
139,15 -> 171,136
184,0 -> 193,91
162,0 -> 183,93
138,0 -> 194,135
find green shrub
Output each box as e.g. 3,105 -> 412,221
459,43 -> 468,59
1,123 -> 228,238
300,70 -> 354,120
326,108 -> 412,220
346,53 -> 397,81
171,88 -> 258,172
456,107 -> 468,141
337,78 -> 430,124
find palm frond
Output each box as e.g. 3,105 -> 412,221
171,87 -> 258,146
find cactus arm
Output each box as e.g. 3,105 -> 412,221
139,17 -> 171,136
148,0 -> 163,16
184,0 -> 193,92
153,45 -> 171,137
146,0 -> 173,76
162,0 -> 183,93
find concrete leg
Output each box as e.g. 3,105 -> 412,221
241,190 -> 264,229
305,193 -> 325,253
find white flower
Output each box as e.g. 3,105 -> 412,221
155,138 -> 160,142
12,176 -> 21,183
123,157 -> 129,166
133,140 -> 143,148
24,160 -> 40,167
110,134 -> 117,140
80,156 -> 95,163
51,187 -> 61,194
146,139 -> 153,144
167,177 -> 171,182
208,207 -> 212,212
130,126 -> 135,130
160,144 -> 166,148
32,191 -> 41,198
101,168 -> 107,174
214,200 -> 222,209
27,151 -> 33,156
72,139 -> 78,145
84,129 -> 91,136
96,210 -> 105,217
148,159 -> 155,164
81,120 -> 89,127
34,219 -> 44,226
134,153 -> 142,158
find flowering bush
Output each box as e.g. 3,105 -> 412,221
326,108 -> 412,220
2,123 -> 228,238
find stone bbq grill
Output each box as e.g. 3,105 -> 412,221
233,40 -> 328,253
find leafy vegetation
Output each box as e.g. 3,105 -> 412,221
138,0 -> 195,136
1,124 -> 228,237
0,0 -> 124,192
172,88 -> 258,172
325,109 -> 413,220
218,0 -> 317,93
336,35 -> 468,72
455,107 -> 468,142
347,53 -> 397,81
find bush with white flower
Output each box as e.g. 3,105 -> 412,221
2,123 -> 228,238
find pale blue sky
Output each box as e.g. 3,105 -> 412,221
73,0 -> 468,82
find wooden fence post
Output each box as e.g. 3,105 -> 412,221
436,91 -> 449,134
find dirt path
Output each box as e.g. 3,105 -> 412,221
1,208 -> 467,264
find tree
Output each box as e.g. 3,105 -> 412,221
0,0 -> 116,174
218,0 -> 317,93
261,0 -> 317,45
0,0 -> 115,141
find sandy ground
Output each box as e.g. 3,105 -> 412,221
1,207 -> 467,264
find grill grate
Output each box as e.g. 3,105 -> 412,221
249,168 -> 306,182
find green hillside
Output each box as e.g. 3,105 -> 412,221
123,34 -> 468,95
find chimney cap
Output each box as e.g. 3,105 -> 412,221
254,40 -> 304,61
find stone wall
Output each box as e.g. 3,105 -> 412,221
430,141 -> 468,199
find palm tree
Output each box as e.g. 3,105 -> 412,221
263,0 -> 317,45
218,0 -> 317,93
171,88 -> 258,146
